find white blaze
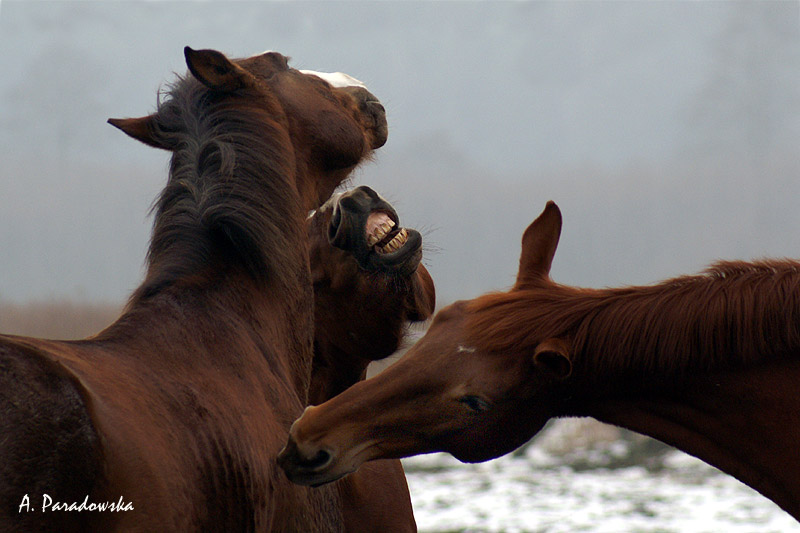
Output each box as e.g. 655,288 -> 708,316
300,70 -> 367,89
249,50 -> 276,58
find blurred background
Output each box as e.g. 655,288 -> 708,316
1,2 -> 799,531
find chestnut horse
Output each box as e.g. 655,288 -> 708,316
281,201 -> 800,521
306,185 -> 435,532
0,47 -> 387,532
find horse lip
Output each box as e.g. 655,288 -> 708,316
278,440 -> 337,478
372,207 -> 399,229
294,465 -> 351,487
287,467 -> 351,487
366,104 -> 388,148
278,447 -> 351,487
328,192 -> 399,250
369,126 -> 388,150
340,87 -> 387,149
373,228 -> 422,261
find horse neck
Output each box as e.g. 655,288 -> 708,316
308,342 -> 369,406
117,98 -> 316,398
307,264 -> 435,406
584,360 -> 800,520
561,260 -> 800,392
556,261 -> 800,518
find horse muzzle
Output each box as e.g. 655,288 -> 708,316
341,86 -> 388,150
326,186 -> 422,276
277,436 -> 352,487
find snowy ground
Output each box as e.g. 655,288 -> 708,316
402,422 -> 799,533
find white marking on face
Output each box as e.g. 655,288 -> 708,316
300,70 -> 367,89
307,209 -> 317,220
250,50 -> 276,58
457,345 -> 477,354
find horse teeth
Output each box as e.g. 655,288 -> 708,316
378,228 -> 407,254
367,219 -> 396,247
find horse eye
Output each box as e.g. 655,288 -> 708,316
458,395 -> 491,413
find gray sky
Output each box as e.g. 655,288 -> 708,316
1,1 -> 799,305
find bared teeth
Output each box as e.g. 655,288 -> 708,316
378,228 -> 408,254
367,219 -> 395,246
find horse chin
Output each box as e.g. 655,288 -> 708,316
285,465 -> 353,488
448,432 -> 524,464
449,447 -> 501,464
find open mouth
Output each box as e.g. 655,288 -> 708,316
365,211 -> 409,255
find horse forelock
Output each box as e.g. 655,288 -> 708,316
134,76 -> 305,301
466,259 -> 800,380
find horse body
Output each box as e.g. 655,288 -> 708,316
3,283 -> 332,531
281,202 -> 800,521
1,47 -> 386,531
304,186 -> 435,532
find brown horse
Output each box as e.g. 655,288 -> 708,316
0,47 -> 387,532
306,185 -> 435,532
280,201 -> 800,521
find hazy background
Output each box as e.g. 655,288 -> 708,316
2,3 -> 799,530
1,1 -> 799,309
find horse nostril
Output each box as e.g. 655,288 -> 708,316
301,448 -> 333,471
367,101 -> 385,115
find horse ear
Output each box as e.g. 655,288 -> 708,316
184,47 -> 253,93
516,201 -> 562,287
108,116 -> 172,150
533,338 -> 572,380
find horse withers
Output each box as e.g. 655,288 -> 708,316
1,48 -> 386,532
306,185 -> 435,532
281,201 -> 800,522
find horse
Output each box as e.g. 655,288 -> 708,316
0,47 -> 387,532
279,201 -> 800,522
305,185 -> 435,532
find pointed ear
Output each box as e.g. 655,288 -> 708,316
516,201 -> 562,287
184,46 -> 254,92
108,116 -> 172,150
533,338 -> 572,380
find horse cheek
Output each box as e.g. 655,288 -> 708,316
311,111 -> 366,171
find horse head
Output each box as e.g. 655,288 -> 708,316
109,47 -> 387,211
310,186 -> 424,278
306,186 -> 434,400
279,201 -> 573,486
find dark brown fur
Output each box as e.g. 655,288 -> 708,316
0,48 -> 387,532
306,187 -> 435,532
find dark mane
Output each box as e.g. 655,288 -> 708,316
133,75 -> 304,300
467,259 -> 800,378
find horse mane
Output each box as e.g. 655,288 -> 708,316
132,75 -> 305,301
467,259 -> 800,378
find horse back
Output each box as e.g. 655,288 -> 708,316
0,335 -> 101,533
